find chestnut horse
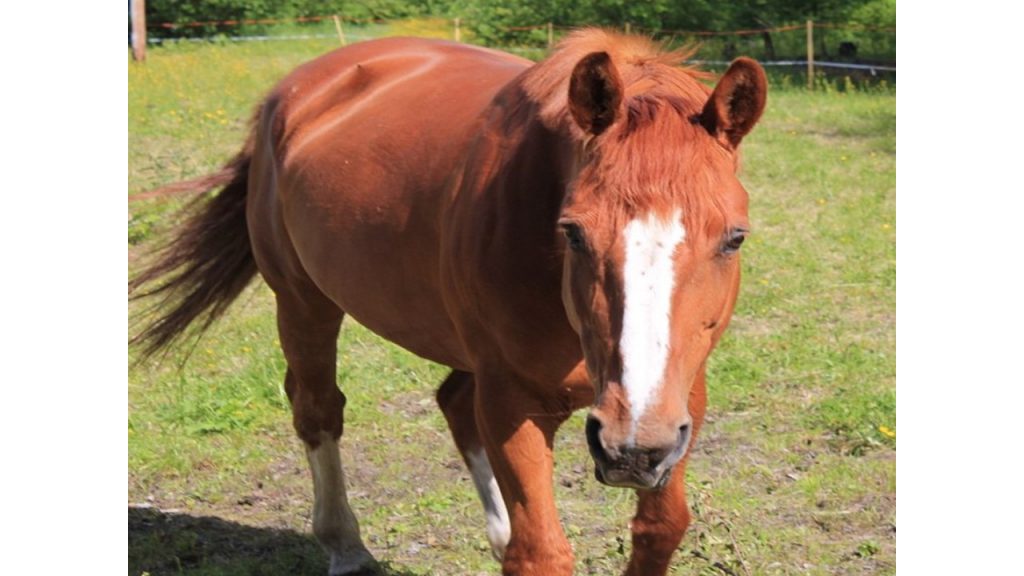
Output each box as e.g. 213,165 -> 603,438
130,30 -> 766,576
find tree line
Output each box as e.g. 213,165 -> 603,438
141,0 -> 894,64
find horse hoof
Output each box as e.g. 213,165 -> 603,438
328,549 -> 379,576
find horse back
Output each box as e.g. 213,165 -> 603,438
247,38 -> 529,368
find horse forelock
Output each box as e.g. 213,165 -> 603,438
589,99 -> 734,232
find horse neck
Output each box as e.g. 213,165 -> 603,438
442,87 -> 584,378
482,85 -> 579,234
445,82 -> 579,304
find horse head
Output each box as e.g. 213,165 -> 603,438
556,49 -> 767,489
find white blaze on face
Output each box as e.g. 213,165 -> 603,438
620,209 -> 685,442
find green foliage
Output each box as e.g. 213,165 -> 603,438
454,0 -> 881,35
144,0 -> 895,51
146,0 -> 431,38
830,0 -> 897,62
850,0 -> 896,27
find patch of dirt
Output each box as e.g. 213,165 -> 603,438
130,393 -> 895,576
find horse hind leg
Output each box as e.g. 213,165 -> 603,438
436,370 -> 511,561
276,291 -> 376,575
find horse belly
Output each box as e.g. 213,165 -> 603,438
265,40 -> 527,369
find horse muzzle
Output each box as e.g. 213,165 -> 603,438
585,415 -> 691,490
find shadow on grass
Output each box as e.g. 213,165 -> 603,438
128,506 -> 426,576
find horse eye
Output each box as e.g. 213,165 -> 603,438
722,228 -> 748,254
560,222 -> 586,252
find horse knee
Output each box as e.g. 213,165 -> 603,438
502,536 -> 574,576
632,506 -> 690,550
626,507 -> 690,576
287,369 -> 347,445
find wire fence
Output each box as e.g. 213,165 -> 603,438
133,14 -> 896,80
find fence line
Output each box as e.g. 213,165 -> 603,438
138,16 -> 896,76
147,33 -> 374,44
145,15 -> 894,37
148,15 -> 386,29
143,36 -> 897,74
141,32 -> 899,74
692,60 -> 896,73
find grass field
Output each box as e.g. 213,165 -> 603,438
128,36 -> 895,576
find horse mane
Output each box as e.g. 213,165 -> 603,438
520,29 -> 735,230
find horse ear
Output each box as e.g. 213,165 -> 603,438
568,52 -> 624,136
700,57 -> 767,148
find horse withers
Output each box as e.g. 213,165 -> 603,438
130,29 -> 766,576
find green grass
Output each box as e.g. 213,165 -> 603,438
129,37 -> 895,576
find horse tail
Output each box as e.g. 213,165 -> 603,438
129,127 -> 259,361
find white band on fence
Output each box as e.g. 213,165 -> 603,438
691,60 -> 896,73
145,34 -> 897,74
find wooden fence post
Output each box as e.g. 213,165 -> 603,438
332,15 -> 347,45
806,19 -> 815,90
625,22 -> 631,35
131,0 -> 146,62
454,17 -> 461,42
547,22 -> 553,48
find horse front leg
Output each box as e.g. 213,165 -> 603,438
624,369 -> 708,576
436,370 -> 511,561
474,372 -> 574,576
624,463 -> 691,576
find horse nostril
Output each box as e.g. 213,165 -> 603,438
585,415 -> 606,464
641,424 -> 692,472
678,423 -> 692,454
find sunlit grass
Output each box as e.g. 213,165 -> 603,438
129,37 -> 895,576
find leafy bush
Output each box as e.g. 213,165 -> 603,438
146,0 -> 431,38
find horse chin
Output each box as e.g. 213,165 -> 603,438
593,462 -> 674,491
